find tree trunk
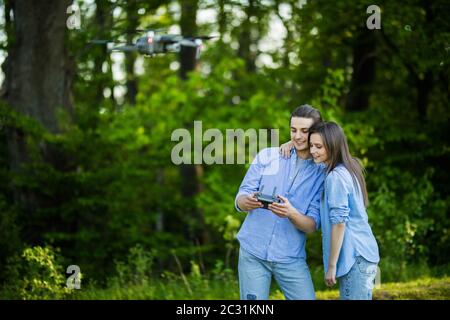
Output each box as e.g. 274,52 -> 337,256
415,0 -> 434,121
416,71 -> 433,121
3,0 -> 74,132
178,0 -> 210,245
2,0 -> 74,211
93,0 -> 114,106
125,0 -> 139,105
179,0 -> 199,80
237,0 -> 257,73
179,0 -> 199,198
346,29 -> 376,112
218,0 -> 227,44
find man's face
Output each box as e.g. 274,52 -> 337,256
290,117 -> 314,152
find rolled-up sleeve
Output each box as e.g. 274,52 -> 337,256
305,183 -> 323,230
326,172 -> 350,225
234,149 -> 267,212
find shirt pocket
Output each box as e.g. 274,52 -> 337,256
259,175 -> 278,195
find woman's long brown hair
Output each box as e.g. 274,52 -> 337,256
308,121 -> 369,207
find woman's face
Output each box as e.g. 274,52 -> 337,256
309,133 -> 329,164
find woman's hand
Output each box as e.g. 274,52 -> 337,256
268,195 -> 297,218
325,265 -> 337,287
279,141 -> 294,158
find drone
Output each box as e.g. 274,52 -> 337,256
91,30 -> 216,58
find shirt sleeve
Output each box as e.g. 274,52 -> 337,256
304,182 -> 323,230
234,149 -> 269,212
326,171 -> 350,225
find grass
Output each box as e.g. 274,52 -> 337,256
371,277 -> 450,300
3,247 -> 448,300
297,277 -> 450,300
70,276 -> 450,300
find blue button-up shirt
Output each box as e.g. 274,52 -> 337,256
234,147 -> 326,263
321,164 -> 380,277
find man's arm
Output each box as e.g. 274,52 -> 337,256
234,148 -> 275,212
287,210 -> 316,234
268,195 -> 316,234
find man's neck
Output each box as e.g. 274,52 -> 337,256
296,149 -> 311,160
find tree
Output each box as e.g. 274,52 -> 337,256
1,0 -> 74,216
178,0 -> 210,245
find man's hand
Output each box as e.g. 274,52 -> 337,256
269,195 -> 316,234
268,195 -> 296,218
325,265 -> 337,287
237,193 -> 264,211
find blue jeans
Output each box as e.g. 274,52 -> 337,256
339,256 -> 378,300
238,247 -> 316,300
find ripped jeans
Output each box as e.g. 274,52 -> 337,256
338,256 -> 378,300
238,247 -> 316,300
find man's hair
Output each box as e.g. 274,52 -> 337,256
290,104 -> 322,125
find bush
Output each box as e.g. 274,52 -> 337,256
108,244 -> 155,288
2,246 -> 71,300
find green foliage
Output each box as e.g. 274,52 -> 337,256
2,246 -> 70,300
77,257 -> 238,300
0,195 -> 21,282
0,0 -> 448,299
75,266 -> 450,300
108,244 -> 155,288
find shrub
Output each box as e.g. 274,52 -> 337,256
3,246 -> 70,300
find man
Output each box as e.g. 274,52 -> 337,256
235,104 -> 325,300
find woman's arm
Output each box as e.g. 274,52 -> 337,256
325,223 -> 345,287
324,171 -> 350,287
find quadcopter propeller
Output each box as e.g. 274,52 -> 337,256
179,39 -> 200,47
135,28 -> 166,33
192,35 -> 218,40
111,27 -> 167,35
89,39 -> 128,45
108,45 -> 138,52
89,40 -> 110,45
158,35 -> 183,44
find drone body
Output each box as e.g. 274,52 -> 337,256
93,30 -> 212,58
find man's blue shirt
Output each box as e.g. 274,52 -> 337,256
235,147 -> 326,263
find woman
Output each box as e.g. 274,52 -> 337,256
280,121 -> 379,299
